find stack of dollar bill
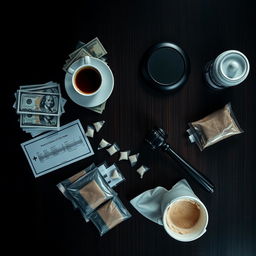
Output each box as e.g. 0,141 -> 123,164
63,37 -> 108,114
13,81 -> 67,137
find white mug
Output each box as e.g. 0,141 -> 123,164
68,56 -> 103,96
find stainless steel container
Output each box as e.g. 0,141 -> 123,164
204,50 -> 250,90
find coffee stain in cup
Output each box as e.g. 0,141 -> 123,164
166,199 -> 201,234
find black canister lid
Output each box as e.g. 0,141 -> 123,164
142,42 -> 190,92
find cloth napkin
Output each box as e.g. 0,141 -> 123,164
130,179 -> 198,225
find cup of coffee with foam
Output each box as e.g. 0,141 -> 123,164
68,56 -> 102,96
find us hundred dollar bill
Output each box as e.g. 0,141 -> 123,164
85,37 -> 107,58
63,48 -> 91,72
17,90 -> 61,116
87,101 -> 106,114
68,45 -> 92,59
20,114 -> 60,129
68,37 -> 107,59
20,81 -> 56,89
20,83 -> 60,94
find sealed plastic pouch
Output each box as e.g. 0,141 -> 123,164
56,163 -> 96,208
67,169 -> 117,218
129,153 -> 140,167
98,139 -> 111,150
136,165 -> 150,179
93,120 -> 105,132
99,163 -> 125,188
85,125 -> 95,138
88,196 -> 131,236
106,143 -> 120,156
187,103 -> 243,151
119,150 -> 131,161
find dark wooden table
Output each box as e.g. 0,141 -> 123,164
4,0 -> 256,255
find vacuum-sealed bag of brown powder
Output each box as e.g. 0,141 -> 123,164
56,163 -> 96,208
187,103 -> 243,151
67,168 -> 117,218
88,196 -> 131,236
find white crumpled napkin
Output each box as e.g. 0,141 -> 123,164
130,179 -> 198,225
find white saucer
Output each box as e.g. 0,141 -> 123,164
64,57 -> 114,108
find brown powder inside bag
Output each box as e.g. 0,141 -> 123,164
79,180 -> 106,209
191,104 -> 242,149
68,170 -> 86,183
97,200 -> 124,229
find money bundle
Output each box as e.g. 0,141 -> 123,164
13,81 -> 66,137
63,37 -> 108,114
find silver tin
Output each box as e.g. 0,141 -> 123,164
205,50 -> 250,90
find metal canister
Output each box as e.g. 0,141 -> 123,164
204,50 -> 250,90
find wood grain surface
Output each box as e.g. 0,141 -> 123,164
3,0 -> 256,255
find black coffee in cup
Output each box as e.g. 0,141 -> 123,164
74,66 -> 102,95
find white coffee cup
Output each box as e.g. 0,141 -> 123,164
162,196 -> 208,242
130,179 -> 209,242
68,56 -> 103,96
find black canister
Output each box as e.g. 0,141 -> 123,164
141,42 -> 190,92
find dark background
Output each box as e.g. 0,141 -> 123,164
3,0 -> 256,255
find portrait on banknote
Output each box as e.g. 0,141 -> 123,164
39,94 -> 56,114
